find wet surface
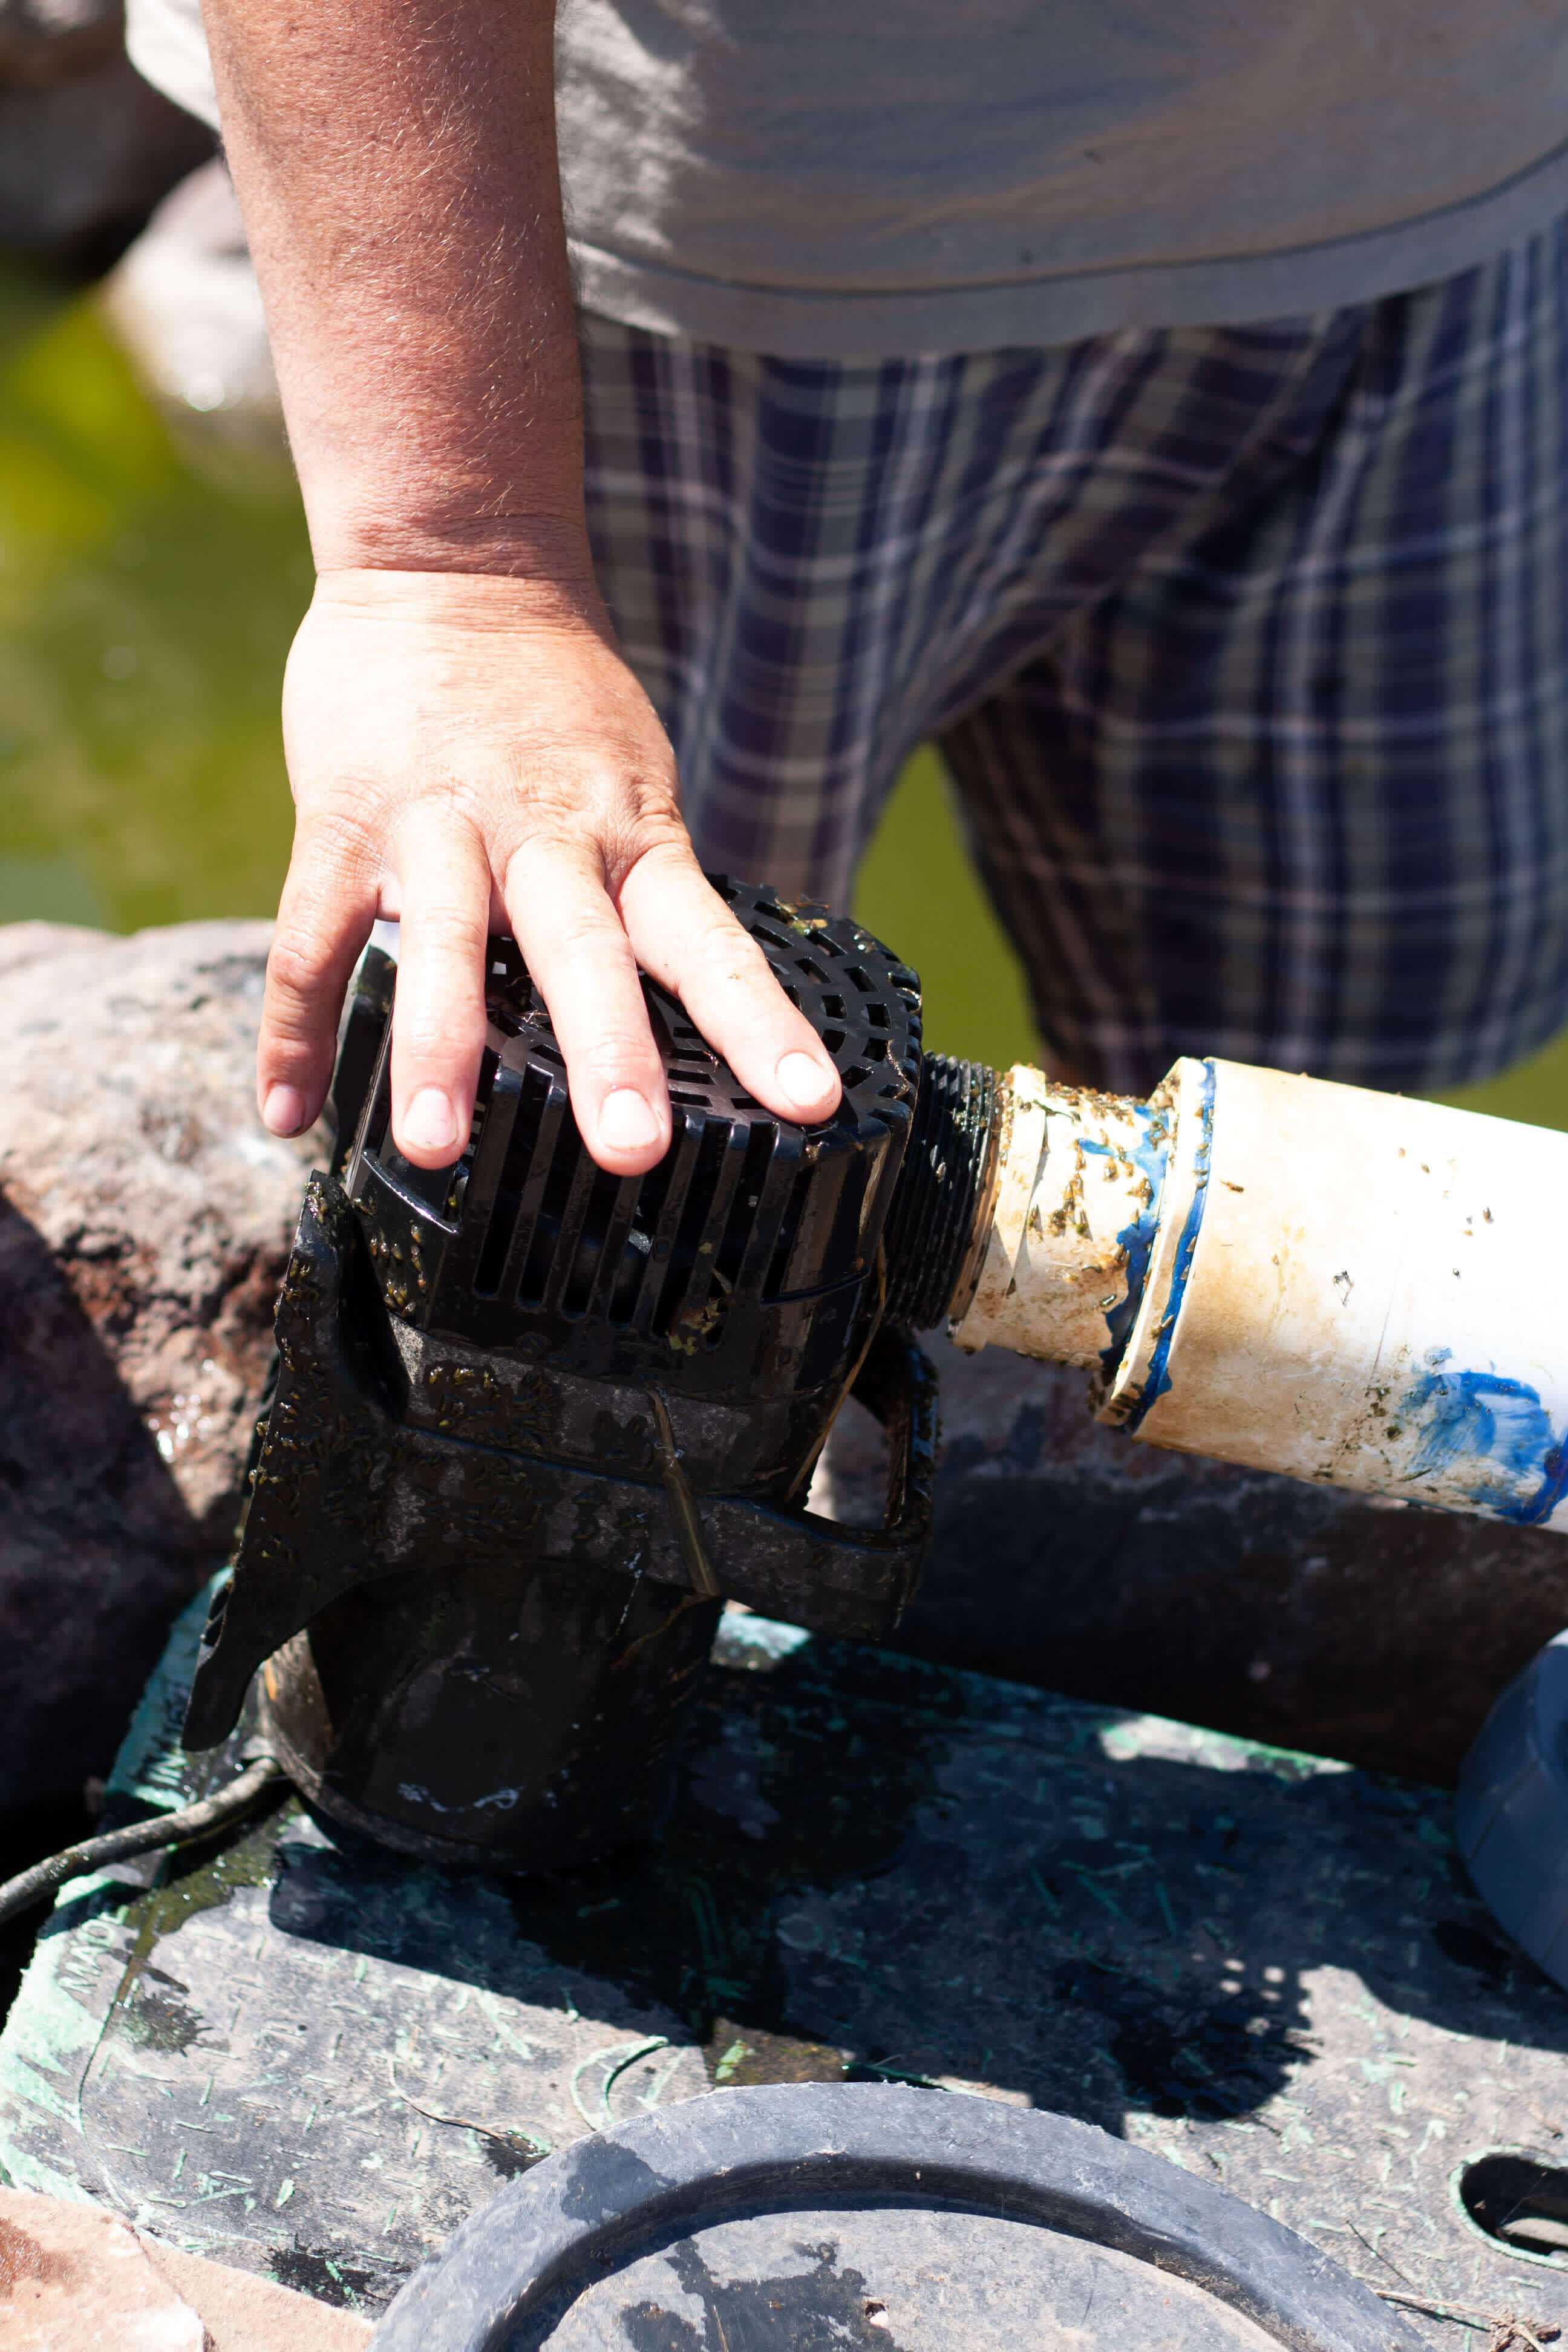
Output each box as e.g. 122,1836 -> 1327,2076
2,1590 -> 1567,2342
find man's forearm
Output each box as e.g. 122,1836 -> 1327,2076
201,0 -> 587,575
213,0 -> 841,1186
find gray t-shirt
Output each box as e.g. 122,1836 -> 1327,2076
128,0 -> 1568,356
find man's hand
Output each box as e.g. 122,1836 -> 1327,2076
258,568 -> 841,1174
202,0 -> 837,1176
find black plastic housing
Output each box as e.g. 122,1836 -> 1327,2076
183,883 -> 944,1871
344,879 -> 921,1390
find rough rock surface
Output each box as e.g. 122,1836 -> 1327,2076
0,2187 -> 204,2351
0,921 -> 316,1812
0,2186 -> 371,2347
820,1338 -> 1568,1786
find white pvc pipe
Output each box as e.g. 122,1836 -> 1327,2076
955,1057 -> 1568,1531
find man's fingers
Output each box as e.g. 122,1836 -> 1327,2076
388,809 -> 493,1168
260,833 -> 379,1137
262,822 -> 841,1180
619,849 -> 842,1125
502,841 -> 671,1176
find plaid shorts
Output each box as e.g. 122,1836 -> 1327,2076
580,218 -> 1568,1096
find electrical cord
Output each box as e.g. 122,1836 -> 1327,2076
0,1754 -> 284,1927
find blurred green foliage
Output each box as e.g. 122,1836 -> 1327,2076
1,253 -> 1563,1126
856,745 -> 1038,1070
0,257 -> 306,933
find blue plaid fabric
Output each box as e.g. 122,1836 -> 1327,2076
580,218 -> 1568,1096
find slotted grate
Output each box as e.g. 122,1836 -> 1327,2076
345,880 -> 921,1367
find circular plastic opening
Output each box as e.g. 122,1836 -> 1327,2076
1456,2150 -> 1568,2264
516,2205 -> 1285,2351
371,2085 -> 1423,2352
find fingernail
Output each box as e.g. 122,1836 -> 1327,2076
599,1088 -> 661,1152
777,1051 -> 834,1111
263,1084 -> 306,1137
403,1086 -> 458,1154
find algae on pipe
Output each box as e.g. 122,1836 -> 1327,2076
954,1058 -> 1568,1531
952,1065 -> 1174,1370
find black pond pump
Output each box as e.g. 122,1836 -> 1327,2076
183,880 -> 999,1872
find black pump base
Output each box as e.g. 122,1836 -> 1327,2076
187,1171 -> 936,1871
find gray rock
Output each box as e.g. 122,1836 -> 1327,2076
0,920 -> 315,1811
0,0 -> 119,90
818,1333 -> 1568,1785
99,158 -> 293,499
0,48 -> 213,269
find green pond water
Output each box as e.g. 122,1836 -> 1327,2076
4,252 -> 1566,1123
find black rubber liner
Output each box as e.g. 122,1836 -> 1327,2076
369,2082 -> 1423,2351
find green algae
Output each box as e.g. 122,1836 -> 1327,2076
0,259 -> 305,938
